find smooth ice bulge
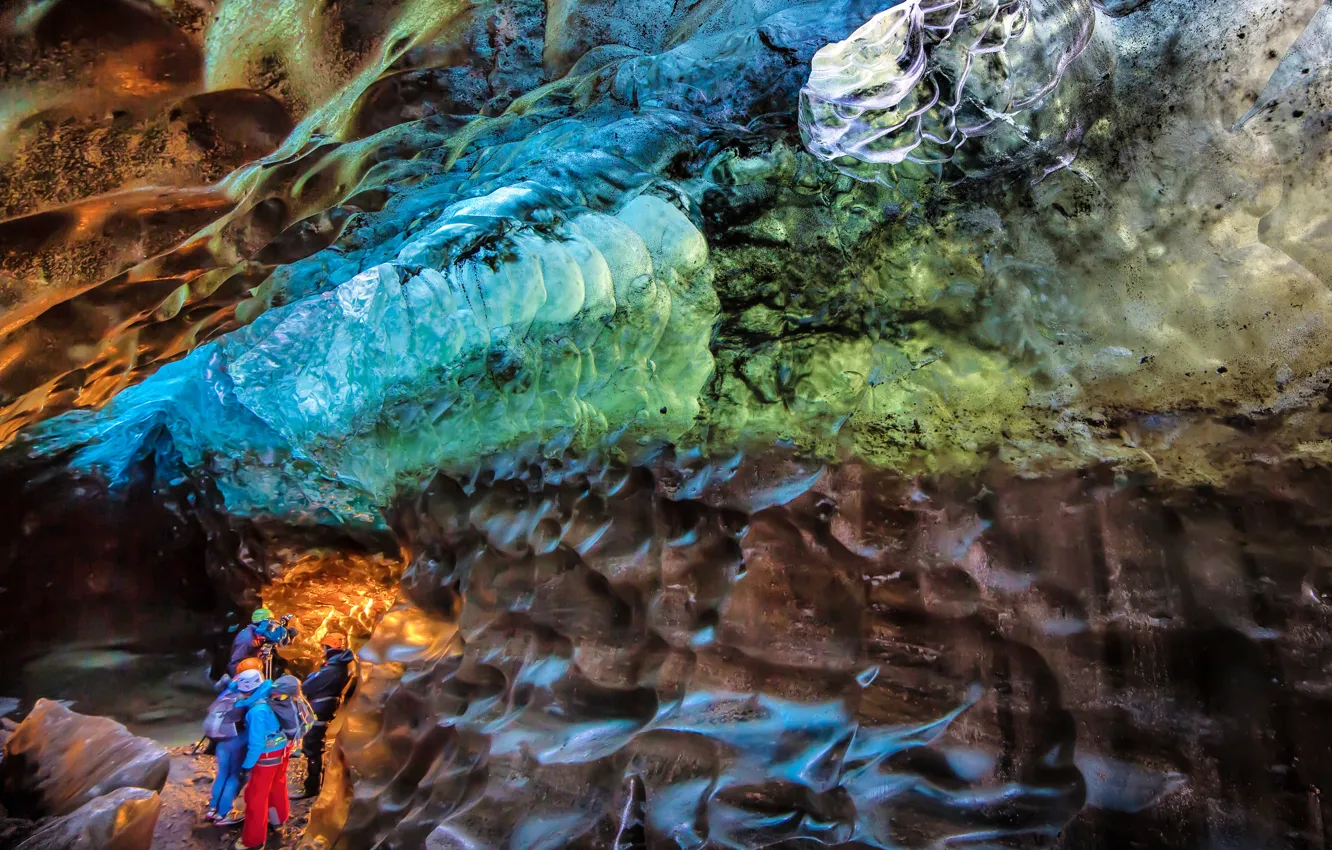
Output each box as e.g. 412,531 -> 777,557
34,188 -> 719,522
225,188 -> 717,501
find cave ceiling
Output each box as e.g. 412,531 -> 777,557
0,0 -> 1326,527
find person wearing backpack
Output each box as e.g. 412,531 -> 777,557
234,675 -> 291,849
291,633 -> 356,800
269,674 -> 317,746
204,660 -> 264,823
229,608 -> 298,676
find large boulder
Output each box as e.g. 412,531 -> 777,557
0,700 -> 168,819
13,787 -> 160,850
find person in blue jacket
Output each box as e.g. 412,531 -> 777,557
207,661 -> 265,824
231,673 -> 292,849
227,608 -> 297,676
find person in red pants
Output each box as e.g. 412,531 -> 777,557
238,745 -> 290,848
233,674 -> 291,850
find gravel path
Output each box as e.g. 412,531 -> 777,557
152,747 -> 315,849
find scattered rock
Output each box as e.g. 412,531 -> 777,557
0,700 -> 169,819
1096,0 -> 1153,16
0,814 -> 39,849
12,787 -> 160,850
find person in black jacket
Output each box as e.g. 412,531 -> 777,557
292,632 -> 356,799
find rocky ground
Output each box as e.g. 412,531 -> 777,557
3,646 -> 326,848
153,748 -> 314,850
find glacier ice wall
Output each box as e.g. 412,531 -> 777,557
1,0 -> 1330,529
2,0 -> 1332,847
301,454 -> 1332,849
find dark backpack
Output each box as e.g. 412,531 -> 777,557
202,689 -> 248,740
269,675 -> 316,741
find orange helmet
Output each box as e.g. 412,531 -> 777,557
236,657 -> 264,674
320,633 -> 348,650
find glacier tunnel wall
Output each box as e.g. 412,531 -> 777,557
0,436 -> 224,677
0,434 -> 397,680
301,454 -> 1332,850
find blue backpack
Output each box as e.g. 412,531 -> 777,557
269,675 -> 316,740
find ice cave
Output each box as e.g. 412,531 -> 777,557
0,0 -> 1330,847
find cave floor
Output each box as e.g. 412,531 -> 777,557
153,748 -> 315,850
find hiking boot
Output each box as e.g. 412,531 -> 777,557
233,840 -> 262,850
216,814 -> 244,827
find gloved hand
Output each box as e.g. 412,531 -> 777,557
239,769 -> 251,784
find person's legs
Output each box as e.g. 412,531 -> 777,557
266,748 -> 292,828
216,736 -> 247,817
208,739 -> 229,812
301,725 -> 328,797
240,754 -> 280,848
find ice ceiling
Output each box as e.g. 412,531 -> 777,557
0,0 -> 1325,527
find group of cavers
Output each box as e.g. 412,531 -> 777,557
201,608 -> 356,850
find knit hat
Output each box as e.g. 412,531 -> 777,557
235,669 -> 264,693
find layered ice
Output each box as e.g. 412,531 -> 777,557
798,0 -> 1098,179
225,189 -> 717,500
32,188 -> 718,522
8,0 -> 1332,523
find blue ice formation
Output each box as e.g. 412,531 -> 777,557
32,187 -> 718,526
22,0 -> 1102,524
25,0 -> 903,523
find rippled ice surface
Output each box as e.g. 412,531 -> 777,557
297,455 -> 1332,850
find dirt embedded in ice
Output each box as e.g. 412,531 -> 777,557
3,0 -> 1332,847
301,450 -> 1332,849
